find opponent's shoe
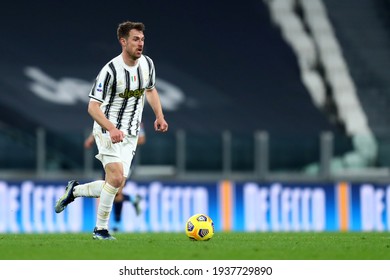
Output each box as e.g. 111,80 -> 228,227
112,222 -> 120,233
131,194 -> 142,216
93,227 -> 116,240
54,180 -> 78,213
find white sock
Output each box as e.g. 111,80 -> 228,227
73,180 -> 104,198
96,182 -> 118,229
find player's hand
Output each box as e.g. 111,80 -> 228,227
108,127 -> 125,143
154,117 -> 168,132
84,134 -> 95,149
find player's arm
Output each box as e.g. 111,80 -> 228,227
84,133 -> 95,149
137,123 -> 146,145
145,88 -> 168,132
88,100 -> 124,143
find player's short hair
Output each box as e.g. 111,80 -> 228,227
117,21 -> 145,40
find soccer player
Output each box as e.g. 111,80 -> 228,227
55,21 -> 168,240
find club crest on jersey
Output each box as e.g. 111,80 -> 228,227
119,88 -> 145,99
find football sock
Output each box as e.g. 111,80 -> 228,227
113,200 -> 123,222
73,180 -> 104,198
96,182 -> 118,229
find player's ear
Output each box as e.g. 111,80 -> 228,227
120,38 -> 126,46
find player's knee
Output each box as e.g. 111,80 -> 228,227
105,164 -> 125,187
110,176 -> 124,188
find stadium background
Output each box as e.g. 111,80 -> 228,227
0,0 -> 390,233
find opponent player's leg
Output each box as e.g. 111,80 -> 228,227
122,194 -> 142,216
113,188 -> 142,231
113,189 -> 124,232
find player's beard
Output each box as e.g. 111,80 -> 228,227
127,49 -> 142,61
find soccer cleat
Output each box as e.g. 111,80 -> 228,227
131,194 -> 142,216
54,180 -> 78,213
93,227 -> 116,240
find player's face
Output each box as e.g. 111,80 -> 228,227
125,29 -> 144,60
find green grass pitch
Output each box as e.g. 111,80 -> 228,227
1,232 -> 390,260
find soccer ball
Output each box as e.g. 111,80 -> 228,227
185,213 -> 214,241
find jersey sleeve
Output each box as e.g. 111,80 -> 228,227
144,56 -> 156,90
88,66 -> 113,102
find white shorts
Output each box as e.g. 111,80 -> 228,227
93,129 -> 138,178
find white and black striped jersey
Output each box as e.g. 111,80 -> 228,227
89,54 -> 155,136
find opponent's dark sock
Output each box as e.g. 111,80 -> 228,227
113,200 -> 124,222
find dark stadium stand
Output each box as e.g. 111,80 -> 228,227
322,0 -> 390,166
0,0 -> 355,173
